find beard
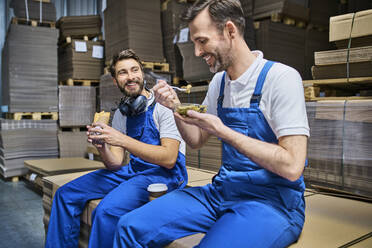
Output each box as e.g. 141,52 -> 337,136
118,79 -> 144,98
205,39 -> 233,73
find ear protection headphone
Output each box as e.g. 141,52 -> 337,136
118,95 -> 147,117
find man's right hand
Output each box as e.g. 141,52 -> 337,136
153,80 -> 181,111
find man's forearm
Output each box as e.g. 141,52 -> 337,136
216,124 -> 307,181
97,144 -> 124,170
175,117 -> 209,149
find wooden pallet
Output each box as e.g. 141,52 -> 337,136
63,33 -> 103,44
33,0 -> 51,2
59,79 -> 99,86
6,112 -> 58,120
254,14 -> 307,30
142,61 -> 170,72
11,17 -> 56,28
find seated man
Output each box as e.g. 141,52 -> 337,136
44,49 -> 187,248
113,1 -> 309,248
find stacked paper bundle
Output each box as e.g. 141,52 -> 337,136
58,86 -> 96,127
312,9 -> 372,79
304,101 -> 372,198
104,0 -> 164,63
58,40 -> 104,81
56,15 -> 102,41
58,132 -> 88,158
10,0 -> 56,21
0,119 -> 58,178
1,24 -> 58,112
99,74 -> 123,123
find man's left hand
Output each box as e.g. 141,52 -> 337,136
175,110 -> 224,137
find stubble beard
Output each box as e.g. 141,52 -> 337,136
119,79 -> 144,98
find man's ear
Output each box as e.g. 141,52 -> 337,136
225,21 -> 236,39
113,77 -> 118,86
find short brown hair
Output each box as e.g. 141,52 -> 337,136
109,49 -> 144,78
182,0 -> 245,35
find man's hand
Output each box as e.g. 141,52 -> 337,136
175,110 -> 225,137
153,80 -> 181,111
87,123 -> 126,148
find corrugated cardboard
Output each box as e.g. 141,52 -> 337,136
330,9 -> 372,42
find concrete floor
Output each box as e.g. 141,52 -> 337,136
0,178 -> 44,248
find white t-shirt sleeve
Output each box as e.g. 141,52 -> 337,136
155,104 -> 183,142
265,65 -> 310,138
111,109 -> 127,134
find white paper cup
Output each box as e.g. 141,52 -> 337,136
147,183 -> 168,201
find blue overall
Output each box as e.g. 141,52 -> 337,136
114,61 -> 306,248
45,102 -> 187,248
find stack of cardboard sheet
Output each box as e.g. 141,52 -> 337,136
253,0 -> 309,22
308,0 -> 339,28
58,86 -> 96,127
178,86 -> 208,105
177,41 -> 213,83
1,24 -> 58,112
312,9 -> 372,79
58,131 -> 88,158
104,0 -> 164,63
0,119 -> 58,178
42,166 -> 215,247
58,40 -> 104,81
99,74 -> 122,123
305,100 -> 372,198
240,0 -> 253,17
56,15 -> 102,42
186,135 -> 221,172
255,19 -> 333,80
255,20 -> 307,77
161,0 -> 191,77
25,158 -> 104,189
10,0 -> 56,21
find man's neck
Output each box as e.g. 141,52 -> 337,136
226,40 -> 257,81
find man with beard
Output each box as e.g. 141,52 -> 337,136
45,49 -> 187,248
112,1 -> 309,247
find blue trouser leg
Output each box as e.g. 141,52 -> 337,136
45,169 -> 127,248
88,174 -> 157,248
196,200 -> 304,248
113,184 -> 304,248
113,185 -> 219,248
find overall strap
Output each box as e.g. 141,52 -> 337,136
217,72 -> 226,108
250,61 -> 275,108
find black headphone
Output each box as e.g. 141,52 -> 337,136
118,95 -> 147,117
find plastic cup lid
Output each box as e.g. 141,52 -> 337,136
147,183 -> 168,192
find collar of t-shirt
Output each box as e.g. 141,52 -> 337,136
224,50 -> 264,86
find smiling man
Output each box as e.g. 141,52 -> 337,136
112,1 -> 309,248
44,49 -> 187,248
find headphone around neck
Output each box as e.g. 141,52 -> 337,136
118,94 -> 147,117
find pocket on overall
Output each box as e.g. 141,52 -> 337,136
275,185 -> 302,210
127,114 -> 146,139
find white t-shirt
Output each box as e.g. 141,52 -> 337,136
202,50 -> 310,138
112,91 -> 186,155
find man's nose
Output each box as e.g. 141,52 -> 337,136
194,44 -> 203,57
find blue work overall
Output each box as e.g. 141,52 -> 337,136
45,102 -> 187,248
114,61 -> 305,248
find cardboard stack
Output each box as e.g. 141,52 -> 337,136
99,74 -> 122,124
104,0 -> 164,63
1,24 -> 58,112
161,0 -> 191,78
177,86 -> 208,105
186,135 -> 222,172
56,15 -> 102,42
0,119 -> 58,178
58,86 -> 96,127
58,40 -> 104,82
10,0 -> 56,22
312,9 -> 372,79
305,100 -> 372,198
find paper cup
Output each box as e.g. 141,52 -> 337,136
147,183 -> 168,201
